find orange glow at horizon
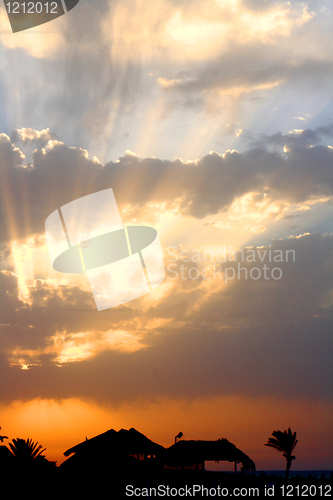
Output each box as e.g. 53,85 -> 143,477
1,396 -> 332,470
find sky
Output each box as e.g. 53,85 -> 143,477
0,0 -> 332,470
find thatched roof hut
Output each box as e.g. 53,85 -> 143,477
60,428 -> 165,488
63,427 -> 164,460
164,438 -> 256,471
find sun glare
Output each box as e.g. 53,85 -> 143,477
11,239 -> 34,298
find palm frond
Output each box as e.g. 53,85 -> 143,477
9,437 -> 46,462
265,428 -> 297,455
265,427 -> 297,478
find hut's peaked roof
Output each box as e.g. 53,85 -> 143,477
63,428 -> 164,457
165,438 -> 256,471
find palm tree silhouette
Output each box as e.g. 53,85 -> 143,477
8,438 -> 46,463
265,428 -> 298,478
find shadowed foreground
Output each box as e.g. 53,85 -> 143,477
0,428 -> 331,497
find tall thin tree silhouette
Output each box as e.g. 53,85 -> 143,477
265,428 -> 298,478
9,438 -> 46,463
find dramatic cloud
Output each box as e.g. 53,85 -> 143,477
1,0 -> 332,158
0,231 -> 332,405
1,126 -> 332,243
249,124 -> 333,149
0,0 -> 332,469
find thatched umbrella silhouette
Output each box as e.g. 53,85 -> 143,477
165,437 -> 256,472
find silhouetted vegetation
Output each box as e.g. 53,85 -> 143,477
8,438 -> 46,463
265,428 -> 298,478
0,425 -> 331,496
0,430 -> 56,492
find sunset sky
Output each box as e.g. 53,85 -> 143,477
0,0 -> 332,470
